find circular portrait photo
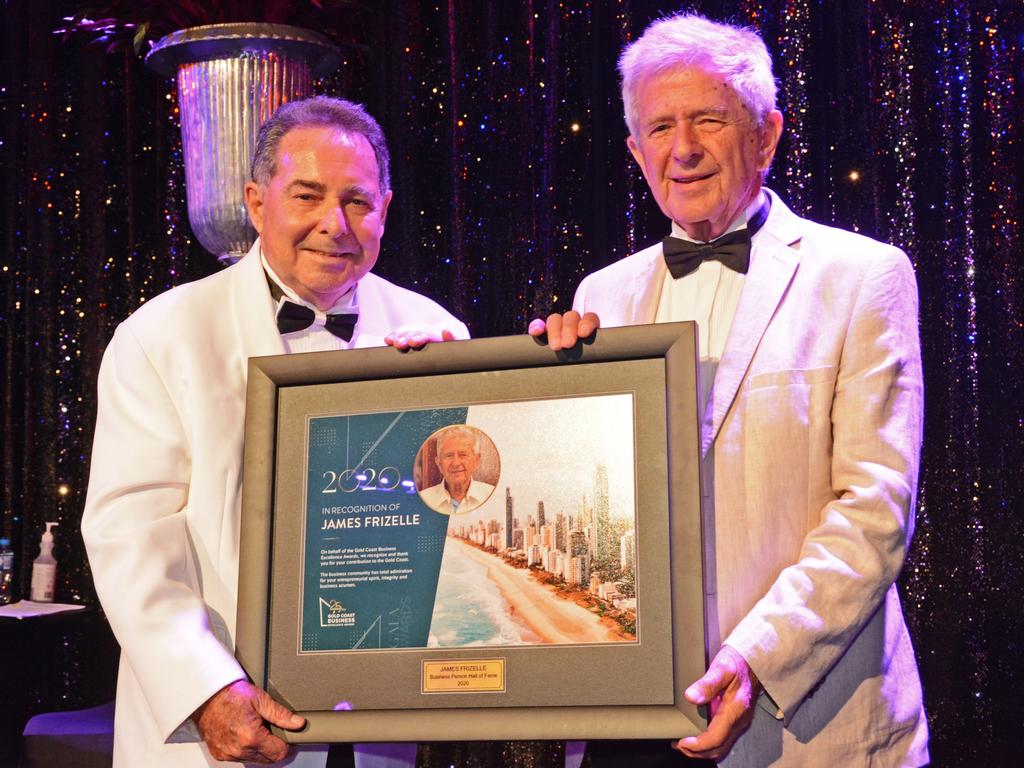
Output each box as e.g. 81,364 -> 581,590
414,425 -> 500,515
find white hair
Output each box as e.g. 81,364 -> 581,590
434,426 -> 481,460
618,13 -> 778,137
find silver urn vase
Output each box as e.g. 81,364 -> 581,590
146,23 -> 341,264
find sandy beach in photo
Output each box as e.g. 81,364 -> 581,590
450,537 -> 629,645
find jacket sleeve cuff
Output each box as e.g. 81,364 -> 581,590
162,664 -> 247,744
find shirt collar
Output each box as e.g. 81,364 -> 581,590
440,480 -> 485,505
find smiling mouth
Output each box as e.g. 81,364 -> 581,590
672,172 -> 715,184
304,248 -> 356,259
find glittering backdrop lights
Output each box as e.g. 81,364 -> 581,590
1,1 -> 1022,766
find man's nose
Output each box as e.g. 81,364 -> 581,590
319,205 -> 350,237
671,123 -> 703,166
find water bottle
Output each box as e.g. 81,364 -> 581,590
0,537 -> 13,604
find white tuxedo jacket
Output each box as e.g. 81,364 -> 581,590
573,191 -> 928,766
82,241 -> 468,767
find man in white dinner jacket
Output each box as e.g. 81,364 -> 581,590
82,96 -> 467,767
536,14 -> 929,768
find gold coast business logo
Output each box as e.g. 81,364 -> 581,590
319,597 -> 356,628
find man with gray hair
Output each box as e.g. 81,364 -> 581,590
418,426 -> 496,514
82,96 -> 467,767
535,13 -> 928,768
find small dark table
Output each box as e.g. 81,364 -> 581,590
0,606 -> 119,764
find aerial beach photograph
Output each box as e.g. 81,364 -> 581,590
426,394 -> 640,648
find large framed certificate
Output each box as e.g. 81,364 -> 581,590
237,322 -> 707,742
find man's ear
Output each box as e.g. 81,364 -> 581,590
626,135 -> 651,186
757,110 -> 784,174
378,188 -> 394,229
244,181 -> 265,233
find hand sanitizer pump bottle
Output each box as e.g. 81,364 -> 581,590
30,521 -> 59,602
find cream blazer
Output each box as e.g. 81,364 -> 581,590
82,241 -> 468,767
573,191 -> 929,767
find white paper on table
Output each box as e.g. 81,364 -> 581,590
0,600 -> 88,619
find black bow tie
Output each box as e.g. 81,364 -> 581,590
276,300 -> 358,341
662,197 -> 771,279
663,230 -> 751,278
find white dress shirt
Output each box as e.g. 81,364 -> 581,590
418,479 -> 496,514
261,249 -> 414,768
654,192 -> 767,413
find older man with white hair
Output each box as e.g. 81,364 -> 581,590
538,13 -> 929,768
419,426 -> 495,514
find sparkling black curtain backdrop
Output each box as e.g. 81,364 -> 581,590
2,1 -> 1022,766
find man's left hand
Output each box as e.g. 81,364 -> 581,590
385,328 -> 458,350
675,644 -> 762,762
194,679 -> 305,764
527,311 -> 600,351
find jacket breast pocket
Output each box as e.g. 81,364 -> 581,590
734,366 -> 837,519
744,366 -> 837,394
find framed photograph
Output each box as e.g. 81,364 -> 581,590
237,322 -> 706,742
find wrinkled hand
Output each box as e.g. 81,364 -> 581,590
384,328 -> 458,350
675,645 -> 761,762
194,679 -> 305,764
527,311 -> 600,351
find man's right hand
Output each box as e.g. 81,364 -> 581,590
194,679 -> 306,764
527,311 -> 600,351
384,327 -> 459,350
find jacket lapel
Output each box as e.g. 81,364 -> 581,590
228,239 -> 287,372
629,245 -> 668,325
701,191 -> 803,456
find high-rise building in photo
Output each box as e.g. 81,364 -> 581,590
505,488 -> 514,550
620,530 -> 635,572
544,548 -> 561,574
512,528 -> 525,550
593,464 -> 611,561
527,545 -> 542,566
567,555 -> 588,586
568,529 -> 588,559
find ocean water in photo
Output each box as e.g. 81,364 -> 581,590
427,542 -> 541,647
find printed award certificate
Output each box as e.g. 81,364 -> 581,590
301,394 -> 637,656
